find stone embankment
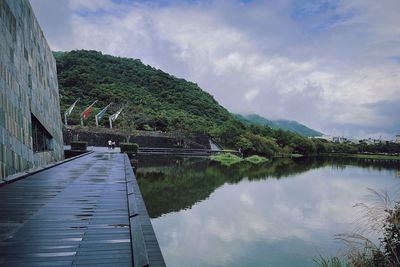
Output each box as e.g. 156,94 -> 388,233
63,126 -> 210,149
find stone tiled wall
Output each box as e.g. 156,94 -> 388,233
63,128 -> 210,149
0,0 -> 63,178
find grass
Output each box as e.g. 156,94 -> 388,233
274,153 -> 304,158
315,190 -> 400,267
348,153 -> 400,160
211,153 -> 243,166
323,153 -> 400,161
211,153 -> 269,166
245,155 -> 269,164
313,255 -> 350,267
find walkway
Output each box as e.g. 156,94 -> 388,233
0,152 -> 165,266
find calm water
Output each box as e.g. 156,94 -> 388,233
136,157 -> 400,267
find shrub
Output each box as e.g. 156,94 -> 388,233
70,141 -> 87,151
120,142 -> 138,154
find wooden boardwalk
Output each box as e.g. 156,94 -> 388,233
0,152 -> 165,267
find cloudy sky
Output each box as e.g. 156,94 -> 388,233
29,0 -> 400,139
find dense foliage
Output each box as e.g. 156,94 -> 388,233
55,50 -> 231,133
55,50 -> 399,157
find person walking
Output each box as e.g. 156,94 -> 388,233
108,140 -> 112,149
112,141 -> 116,149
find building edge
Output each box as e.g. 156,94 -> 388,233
0,0 -> 64,179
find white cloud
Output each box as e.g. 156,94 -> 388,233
69,0 -> 116,12
29,0 -> 400,137
244,88 -> 259,101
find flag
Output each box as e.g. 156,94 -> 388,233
109,108 -> 123,122
95,103 -> 112,122
81,100 -> 97,120
64,98 -> 79,116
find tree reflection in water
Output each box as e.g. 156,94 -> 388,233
135,156 -> 400,218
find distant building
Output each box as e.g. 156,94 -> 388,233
0,0 -> 63,179
332,136 -> 348,143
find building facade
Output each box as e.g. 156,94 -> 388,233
0,0 -> 63,179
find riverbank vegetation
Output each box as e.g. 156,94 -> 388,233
245,155 -> 269,164
211,153 -> 242,166
322,153 -> 400,161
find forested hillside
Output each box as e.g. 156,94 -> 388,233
55,50 -> 399,157
55,50 -> 231,133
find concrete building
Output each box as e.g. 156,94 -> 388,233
0,0 -> 63,179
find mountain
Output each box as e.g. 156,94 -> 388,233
235,114 -> 323,137
54,50 -> 232,132
54,51 -> 396,157
55,50 -> 323,156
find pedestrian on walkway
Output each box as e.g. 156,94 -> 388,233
112,141 -> 116,149
108,140 -> 112,149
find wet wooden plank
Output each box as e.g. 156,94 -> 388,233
0,151 -> 165,266
0,153 -> 133,266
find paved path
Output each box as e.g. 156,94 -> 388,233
0,152 -> 165,267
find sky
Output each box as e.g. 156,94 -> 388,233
29,0 -> 400,139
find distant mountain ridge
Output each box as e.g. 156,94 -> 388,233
235,114 -> 323,137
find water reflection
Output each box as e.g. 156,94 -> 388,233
136,156 -> 400,267
136,156 -> 400,218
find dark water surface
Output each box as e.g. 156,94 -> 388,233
136,156 -> 400,267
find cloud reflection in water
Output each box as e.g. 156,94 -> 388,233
151,165 -> 399,267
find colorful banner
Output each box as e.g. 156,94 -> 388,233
95,103 -> 113,126
65,98 -> 80,116
109,108 -> 123,128
109,108 -> 123,122
81,100 -> 97,120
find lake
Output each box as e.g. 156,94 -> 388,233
135,156 -> 400,267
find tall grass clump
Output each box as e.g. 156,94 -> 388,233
313,255 -> 350,267
316,189 -> 400,267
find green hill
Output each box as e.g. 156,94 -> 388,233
55,50 -> 231,133
54,50 -> 327,157
235,114 -> 323,137
54,50 -> 399,158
